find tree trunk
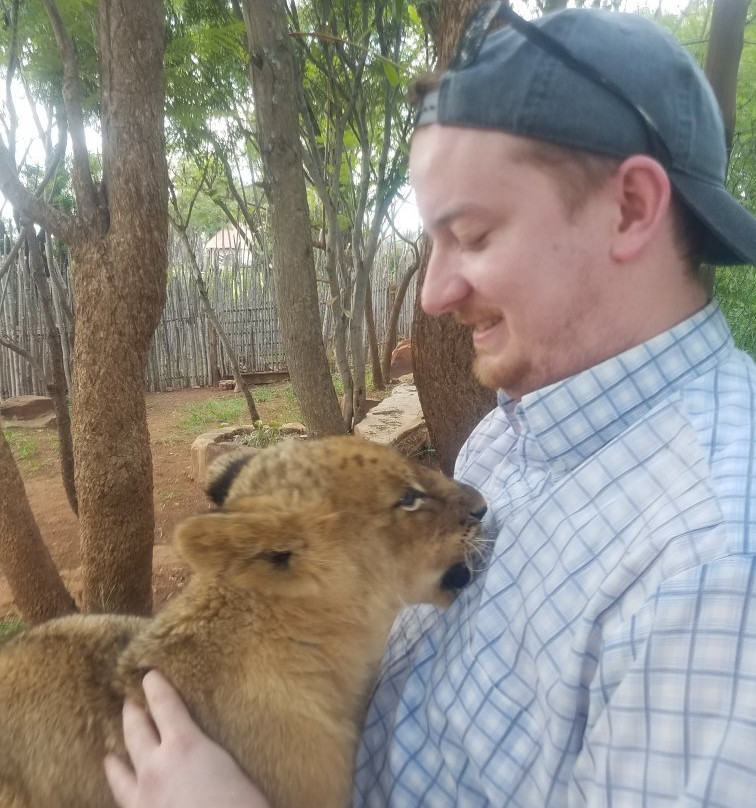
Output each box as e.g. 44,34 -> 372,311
208,322 -> 220,388
412,0 -> 495,477
24,222 -> 77,515
413,237 -> 495,476
349,256 -> 370,423
0,428 -> 77,623
701,0 -> 748,295
175,224 -> 261,423
705,0 -> 748,156
365,282 -> 383,390
381,245 -> 420,383
73,0 -> 168,614
241,0 -> 345,436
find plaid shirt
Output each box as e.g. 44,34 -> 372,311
354,302 -> 756,807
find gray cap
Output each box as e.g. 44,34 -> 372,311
415,8 -> 756,267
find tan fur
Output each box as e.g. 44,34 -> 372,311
0,436 -> 486,808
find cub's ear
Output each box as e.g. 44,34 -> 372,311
173,495 -> 314,593
205,448 -> 259,506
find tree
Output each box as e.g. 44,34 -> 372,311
411,0 -> 496,476
0,0 -> 168,616
169,174 -> 261,424
292,0 -> 419,426
660,0 -> 755,348
705,0 -> 749,158
0,427 -> 76,623
240,0 -> 345,436
0,14 -> 78,515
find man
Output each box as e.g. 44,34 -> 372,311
106,5 -> 756,806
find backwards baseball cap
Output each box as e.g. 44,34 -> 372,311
414,3 -> 756,266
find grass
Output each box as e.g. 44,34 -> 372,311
0,614 -> 25,643
3,428 -> 59,474
178,397 -> 249,434
233,422 -> 282,448
3,429 -> 39,460
176,381 -> 303,438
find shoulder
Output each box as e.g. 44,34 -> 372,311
677,347 -> 756,547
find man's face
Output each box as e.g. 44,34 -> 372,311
410,125 -> 618,400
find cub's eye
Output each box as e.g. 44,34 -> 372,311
395,487 -> 426,512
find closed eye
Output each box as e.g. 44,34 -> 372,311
453,226 -> 490,252
459,233 -> 489,252
395,487 -> 427,512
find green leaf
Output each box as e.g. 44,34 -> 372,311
382,59 -> 400,88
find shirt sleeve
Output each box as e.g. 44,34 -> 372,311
572,555 -> 756,807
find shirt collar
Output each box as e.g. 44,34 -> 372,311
496,302 -> 733,473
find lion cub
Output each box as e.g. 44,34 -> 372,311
0,436 -> 486,808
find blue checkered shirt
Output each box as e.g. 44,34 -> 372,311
354,302 -> 756,807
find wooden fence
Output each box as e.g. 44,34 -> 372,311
0,233 -> 418,398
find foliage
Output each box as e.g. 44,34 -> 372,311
170,155 -> 230,238
0,0 -> 100,119
233,421 -> 282,448
651,1 -> 755,355
164,0 -> 249,147
715,268 -> 756,357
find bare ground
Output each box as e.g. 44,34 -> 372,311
0,387 -> 251,618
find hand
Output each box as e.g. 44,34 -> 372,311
104,669 -> 271,808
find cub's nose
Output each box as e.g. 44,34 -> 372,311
460,483 -> 487,521
471,503 -> 487,521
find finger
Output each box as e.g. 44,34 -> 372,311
122,696 -> 160,770
141,669 -> 196,745
104,752 -> 136,808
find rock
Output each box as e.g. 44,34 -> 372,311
354,383 -> 425,451
279,422 -> 307,436
190,425 -> 259,483
389,339 -> 413,380
0,395 -> 57,430
391,422 -> 431,460
218,379 -> 235,391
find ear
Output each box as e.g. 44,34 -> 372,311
205,449 -> 258,506
609,155 -> 672,263
173,495 -> 308,584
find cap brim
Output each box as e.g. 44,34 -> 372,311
671,171 -> 756,266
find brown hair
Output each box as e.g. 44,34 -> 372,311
518,140 -> 706,278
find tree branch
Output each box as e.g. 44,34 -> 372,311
0,334 -> 46,381
0,144 -> 76,241
40,0 -> 101,228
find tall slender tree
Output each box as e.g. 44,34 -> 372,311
0,0 -> 168,616
240,0 -> 345,436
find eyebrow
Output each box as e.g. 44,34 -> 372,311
426,203 -> 486,233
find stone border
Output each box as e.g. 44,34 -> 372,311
189,425 -> 258,484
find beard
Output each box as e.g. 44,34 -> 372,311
472,347 -> 533,398
454,307 -> 534,398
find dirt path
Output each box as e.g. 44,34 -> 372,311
1,387 -> 233,617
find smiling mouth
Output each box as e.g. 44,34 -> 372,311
440,562 -> 472,591
455,313 -> 502,343
473,318 -> 502,341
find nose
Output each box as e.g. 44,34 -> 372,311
420,242 -> 471,317
461,484 -> 487,521
471,503 -> 487,521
